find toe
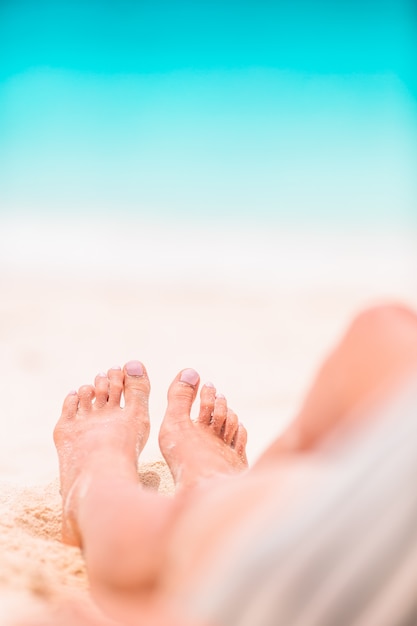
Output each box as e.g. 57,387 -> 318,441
211,393 -> 227,435
223,408 -> 239,445
123,360 -> 151,411
94,373 -> 109,408
78,385 -> 95,411
233,424 -> 248,458
197,382 -> 216,424
61,390 -> 79,419
165,369 -> 200,424
107,366 -> 124,406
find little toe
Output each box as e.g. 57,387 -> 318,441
123,361 -> 151,411
211,394 -> 227,435
197,382 -> 216,424
61,390 -> 79,419
94,373 -> 109,408
78,385 -> 95,412
165,369 -> 200,424
107,366 -> 124,406
233,424 -> 248,459
223,408 -> 239,445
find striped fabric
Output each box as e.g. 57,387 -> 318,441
193,374 -> 417,626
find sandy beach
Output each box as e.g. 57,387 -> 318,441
0,214 -> 416,623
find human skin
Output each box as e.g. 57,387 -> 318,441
53,362 -> 249,625
52,303 -> 417,625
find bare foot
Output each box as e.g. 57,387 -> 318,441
159,369 -> 248,489
53,361 -> 151,546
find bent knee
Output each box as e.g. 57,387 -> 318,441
349,303 -> 417,344
342,303 -> 417,375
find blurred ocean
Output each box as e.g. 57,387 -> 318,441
1,1 -> 416,227
1,213 -> 416,296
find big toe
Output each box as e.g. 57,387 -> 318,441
123,360 -> 151,413
165,368 -> 200,424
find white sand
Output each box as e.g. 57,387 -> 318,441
0,215 -> 416,622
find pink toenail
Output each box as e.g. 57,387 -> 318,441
68,389 -> 77,395
111,365 -> 121,370
126,361 -> 144,376
97,372 -> 107,377
216,393 -> 226,399
180,369 -> 199,386
205,381 -> 215,388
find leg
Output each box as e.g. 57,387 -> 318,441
53,361 -> 177,623
54,363 -> 249,625
52,303 -> 417,624
257,303 -> 417,462
154,304 -> 417,623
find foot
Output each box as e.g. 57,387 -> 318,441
53,361 -> 151,546
159,369 -> 248,489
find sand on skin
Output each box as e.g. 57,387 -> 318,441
0,462 -> 175,623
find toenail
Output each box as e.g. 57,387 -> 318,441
216,393 -> 226,399
180,369 -> 199,386
110,365 -> 121,370
97,372 -> 107,377
68,389 -> 77,395
126,361 -> 144,377
205,381 -> 215,388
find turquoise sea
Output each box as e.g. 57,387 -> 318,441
0,1 -> 416,228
